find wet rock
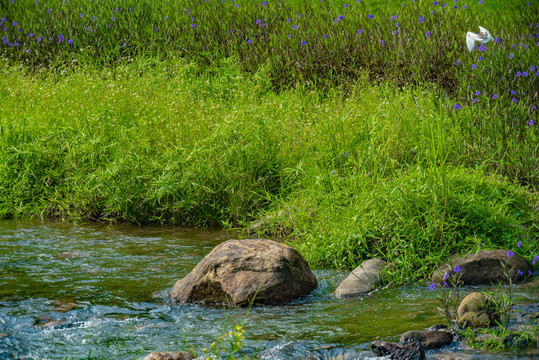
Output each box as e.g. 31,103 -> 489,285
58,252 -> 84,259
34,317 -> 66,328
371,340 -> 424,359
435,355 -> 463,360
400,328 -> 453,349
431,249 -> 532,285
457,292 -> 497,328
52,299 -> 80,312
512,303 -> 539,324
171,239 -> 317,306
334,259 -> 389,299
427,324 -> 448,331
140,351 -> 195,360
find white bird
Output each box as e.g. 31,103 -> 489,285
466,26 -> 494,52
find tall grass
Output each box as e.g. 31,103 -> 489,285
0,0 -> 537,278
1,0 -> 537,184
0,59 -> 537,280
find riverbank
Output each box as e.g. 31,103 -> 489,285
1,0 -> 538,280
0,57 -> 538,279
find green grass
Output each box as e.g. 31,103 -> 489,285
0,58 -> 537,280
0,0 -> 537,280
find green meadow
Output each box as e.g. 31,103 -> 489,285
0,0 -> 537,280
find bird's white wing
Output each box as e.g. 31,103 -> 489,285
466,32 -> 479,52
478,26 -> 489,34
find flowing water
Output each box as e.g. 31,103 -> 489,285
0,220 -> 537,360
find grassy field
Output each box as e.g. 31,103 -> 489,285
0,0 -> 538,280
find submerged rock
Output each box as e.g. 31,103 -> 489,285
171,239 -> 317,306
140,351 -> 194,360
371,340 -> 424,360
400,328 -> 453,349
457,292 -> 497,328
52,299 -> 80,312
334,259 -> 389,299
432,249 -> 532,285
435,355 -> 463,360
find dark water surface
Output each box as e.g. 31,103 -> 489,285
0,220 -> 537,360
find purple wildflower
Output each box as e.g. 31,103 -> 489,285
509,53 -> 513,59
247,39 -> 252,44
517,269 -> 523,276
444,272 -> 450,280
426,31 -> 431,37
475,90 -> 480,96
507,250 -> 515,258
517,241 -> 522,248
454,265 -> 461,273
429,283 -> 436,291
530,119 -> 535,126
358,29 -> 362,34
472,98 -> 477,103
472,64 -> 476,70
454,104 -> 461,110
534,255 -> 539,265
368,14 -> 373,19
456,59 -> 460,66
301,40 -> 306,45
493,94 -> 498,99
523,71 -> 528,77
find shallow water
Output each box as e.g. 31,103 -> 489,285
0,220 -> 537,360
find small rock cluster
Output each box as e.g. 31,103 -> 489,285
141,241 -> 536,359
371,325 -> 453,360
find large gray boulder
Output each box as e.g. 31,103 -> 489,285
431,250 -> 532,285
334,259 -> 389,299
171,239 -> 317,306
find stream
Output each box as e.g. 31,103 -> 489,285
0,220 -> 537,360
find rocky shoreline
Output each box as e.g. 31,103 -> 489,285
142,239 -> 538,360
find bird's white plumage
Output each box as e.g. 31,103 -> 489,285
465,26 -> 494,52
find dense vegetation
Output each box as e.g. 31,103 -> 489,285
0,0 -> 537,279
